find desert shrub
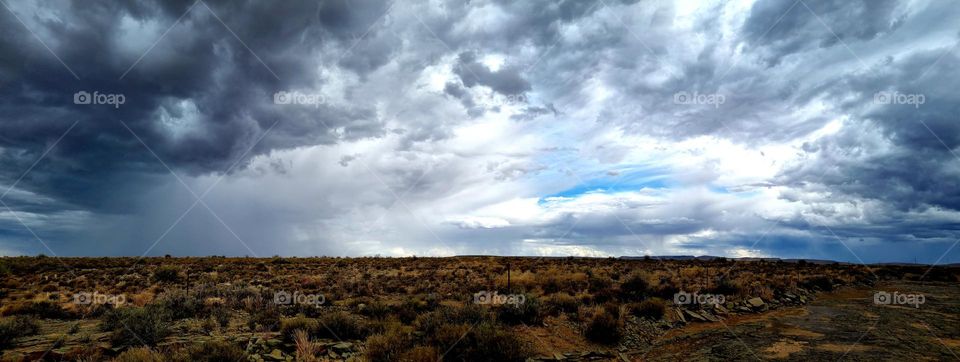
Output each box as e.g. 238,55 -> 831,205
439,321 -> 531,361
101,305 -> 171,347
152,265 -> 181,283
0,315 -> 40,348
209,305 -> 231,328
280,315 -> 319,341
801,276 -> 833,291
415,305 -> 489,337
710,278 -> 741,296
587,276 -> 612,293
495,295 -> 541,325
247,307 -> 281,332
2,300 -> 71,319
629,298 -> 666,320
395,294 -> 440,323
543,293 -> 579,316
398,346 -> 440,362
154,288 -> 203,319
316,311 -> 368,340
173,340 -> 247,362
620,272 -> 650,301
359,301 -> 391,319
113,347 -> 163,362
584,309 -> 621,344
364,326 -> 412,362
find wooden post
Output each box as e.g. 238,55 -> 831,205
507,262 -> 511,291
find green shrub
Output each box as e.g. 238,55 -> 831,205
154,288 -> 202,319
438,321 -> 531,361
316,311 -> 368,340
0,315 -> 40,348
495,295 -> 541,325
584,310 -> 621,344
415,305 -> 489,337
247,307 -> 281,332
279,315 -> 319,341
630,298 -> 666,320
152,265 -> 181,283
101,305 -> 171,347
359,301 -> 391,319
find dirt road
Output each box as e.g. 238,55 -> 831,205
640,281 -> 960,360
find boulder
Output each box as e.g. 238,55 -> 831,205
747,297 -> 765,308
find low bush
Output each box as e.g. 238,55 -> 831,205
173,340 -> 247,362
584,309 -> 621,344
152,265 -> 181,283
496,295 -> 541,325
364,326 -> 411,362
543,293 -> 579,316
316,311 -> 368,340
620,272 -> 650,301
101,305 -> 172,347
0,315 -> 40,348
113,347 -> 164,362
279,315 -> 319,341
2,300 -> 71,319
438,321 -> 531,361
629,298 -> 666,320
398,346 -> 440,362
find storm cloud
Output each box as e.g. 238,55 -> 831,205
0,0 -> 958,263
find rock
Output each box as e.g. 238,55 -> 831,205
685,310 -> 707,322
747,297 -> 765,308
332,342 -> 354,351
714,304 -> 729,315
701,312 -> 720,322
267,349 -> 284,361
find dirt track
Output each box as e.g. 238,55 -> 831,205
639,281 -> 960,361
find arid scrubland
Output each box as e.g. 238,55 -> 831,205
0,256 -> 956,361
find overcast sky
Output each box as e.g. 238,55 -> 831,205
0,0 -> 958,263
